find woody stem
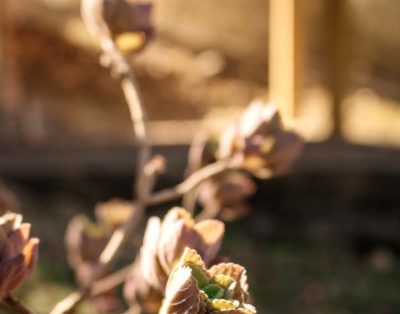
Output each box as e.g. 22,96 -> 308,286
50,39 -> 153,314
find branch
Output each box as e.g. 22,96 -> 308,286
49,160 -> 231,314
88,159 -> 231,292
91,265 -> 131,297
195,198 -> 221,221
48,292 -> 82,314
101,38 -> 152,201
50,39 -> 153,314
83,37 -> 153,288
147,159 -> 231,206
51,40 -> 231,314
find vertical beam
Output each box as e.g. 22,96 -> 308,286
269,0 -> 304,120
0,0 -> 23,146
0,0 -> 6,110
326,0 -> 351,138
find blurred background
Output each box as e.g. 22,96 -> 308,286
1,0 -> 400,313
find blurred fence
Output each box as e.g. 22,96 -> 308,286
0,0 -> 400,175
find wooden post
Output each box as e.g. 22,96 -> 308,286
326,0 -> 351,139
0,0 -> 6,112
0,0 -> 23,146
269,0 -> 304,121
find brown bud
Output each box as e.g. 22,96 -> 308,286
0,212 -> 39,300
218,100 -> 303,178
103,0 -> 154,38
64,215 -> 109,287
95,198 -> 133,232
197,171 -> 256,222
65,213 -> 123,311
81,0 -> 155,52
135,208 -> 225,296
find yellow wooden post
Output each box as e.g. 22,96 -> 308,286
0,0 -> 6,106
0,0 -> 23,145
326,0 -> 351,138
269,0 -> 303,121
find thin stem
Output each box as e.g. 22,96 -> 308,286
87,39 -> 152,285
91,265 -> 131,297
195,199 -> 221,221
88,159 -> 161,295
50,39 -> 153,314
1,296 -> 34,314
101,38 -> 152,200
120,64 -> 151,200
49,292 -> 82,314
147,160 -> 231,206
182,189 -> 198,215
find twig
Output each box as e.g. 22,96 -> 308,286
49,267 -> 131,314
91,265 -> 131,297
1,296 -> 34,314
92,160 -> 231,276
84,38 -> 153,289
195,199 -> 221,221
147,160 -> 231,206
50,159 -> 231,314
49,292 -> 82,314
50,39 -> 153,314
182,189 -> 198,215
90,160 -> 230,288
101,38 -> 152,201
51,35 -> 231,313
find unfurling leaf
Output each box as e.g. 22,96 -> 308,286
160,248 -> 256,314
